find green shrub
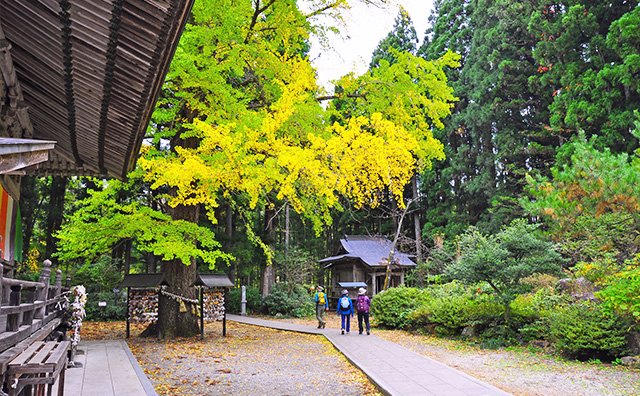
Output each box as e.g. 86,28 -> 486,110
370,286 -> 427,328
549,301 -> 631,361
409,292 -> 503,336
262,283 -> 314,317
227,287 -> 262,314
478,323 -> 519,348
512,287 -> 570,343
423,280 -> 476,298
518,318 -> 552,343
85,290 -> 127,321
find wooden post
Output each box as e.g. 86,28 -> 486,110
36,260 -> 51,319
222,288 -> 227,337
199,286 -> 204,339
126,287 -> 130,339
54,269 -> 62,296
1,262 -> 9,305
23,286 -> 36,326
372,273 -> 377,295
7,285 -> 22,332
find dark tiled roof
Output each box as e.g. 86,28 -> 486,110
119,273 -> 169,288
319,235 -> 416,268
193,273 -> 234,288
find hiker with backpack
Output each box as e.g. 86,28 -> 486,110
337,289 -> 354,334
314,286 -> 328,328
356,287 -> 371,335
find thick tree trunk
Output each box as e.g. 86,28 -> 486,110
145,253 -> 157,274
157,202 -> 201,339
284,203 -> 290,256
225,202 -> 233,251
123,239 -> 132,274
156,131 -> 201,339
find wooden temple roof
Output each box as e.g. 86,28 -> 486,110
0,0 -> 194,179
318,235 -> 417,269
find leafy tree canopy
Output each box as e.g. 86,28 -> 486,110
529,1 -> 640,152
521,132 -> 640,244
139,0 -> 460,238
55,175 -> 230,268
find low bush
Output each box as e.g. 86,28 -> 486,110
409,290 -> 503,336
371,286 -> 427,328
85,290 -> 127,321
477,322 -> 520,348
262,283 -> 314,317
512,287 -> 570,343
549,301 -> 631,361
227,286 -> 262,314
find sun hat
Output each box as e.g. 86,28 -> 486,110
342,289 -> 348,295
358,287 -> 366,295
317,285 -> 323,291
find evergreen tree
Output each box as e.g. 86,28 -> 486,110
528,1 -> 640,153
370,7 -> 418,68
418,0 -> 474,240
419,0 -> 555,239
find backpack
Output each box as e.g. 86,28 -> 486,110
317,292 -> 326,305
340,296 -> 350,310
357,296 -> 369,312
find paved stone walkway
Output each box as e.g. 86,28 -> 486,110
65,340 -> 157,396
227,314 -> 513,396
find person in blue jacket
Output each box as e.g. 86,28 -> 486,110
337,289 -> 354,334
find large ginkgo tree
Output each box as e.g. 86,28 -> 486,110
59,0 -> 460,338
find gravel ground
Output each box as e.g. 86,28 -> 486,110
125,321 -> 381,396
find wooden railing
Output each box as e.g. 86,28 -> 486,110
0,259 -> 68,375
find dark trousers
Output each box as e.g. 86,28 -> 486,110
358,311 -> 370,333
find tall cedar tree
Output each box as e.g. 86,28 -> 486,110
418,0 -> 474,239
419,0 -> 558,238
529,1 -> 640,153
370,7 -> 418,68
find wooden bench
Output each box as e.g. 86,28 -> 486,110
6,340 -> 69,396
0,260 -> 69,396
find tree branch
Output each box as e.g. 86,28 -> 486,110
316,93 -> 367,102
245,0 -> 276,44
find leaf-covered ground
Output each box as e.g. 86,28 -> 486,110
82,320 -> 381,396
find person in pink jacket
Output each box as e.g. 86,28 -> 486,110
355,287 -> 371,335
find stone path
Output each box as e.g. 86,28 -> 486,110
65,340 -> 157,396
